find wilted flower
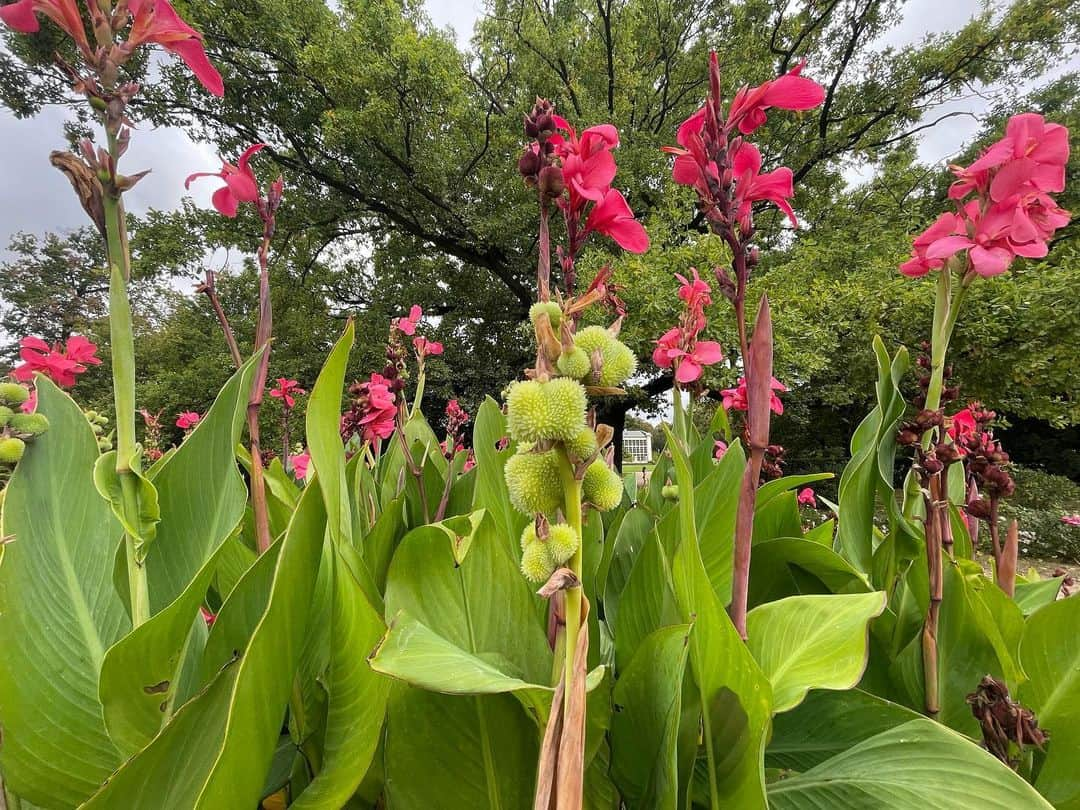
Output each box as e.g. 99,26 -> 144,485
185,144 -> 266,217
11,335 -> 100,388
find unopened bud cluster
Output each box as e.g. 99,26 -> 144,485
0,384 -> 48,465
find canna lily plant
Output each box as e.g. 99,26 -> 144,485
0,4 -> 1077,810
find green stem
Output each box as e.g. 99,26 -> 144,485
672,384 -> 686,445
102,134 -> 150,628
555,446 -> 583,714
410,364 -> 426,420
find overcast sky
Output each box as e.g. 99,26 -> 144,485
0,0 -> 1075,251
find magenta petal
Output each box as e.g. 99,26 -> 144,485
224,171 -> 259,203
970,245 -> 1013,277
675,358 -> 702,384
762,74 -> 826,110
0,0 -> 39,32
169,38 -> 225,97
211,186 -> 240,218
692,341 -> 724,365
925,235 -> 975,261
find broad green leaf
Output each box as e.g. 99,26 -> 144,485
94,449 -> 159,561
291,544 -> 391,809
471,396 -> 526,554
610,624 -> 691,810
666,431 -> 772,809
383,687 -> 539,809
82,480 -> 327,809
213,532 -> 258,601
746,592 -> 887,713
756,473 -> 833,508
145,353 -> 260,610
1018,596 -> 1080,809
381,508 -> 550,808
767,719 -> 1053,809
1013,576 -> 1065,616
0,378 -> 127,807
603,505 -> 656,631
751,490 -> 803,544
370,611 -> 551,720
307,321 -> 354,548
748,537 -> 871,608
836,338 -> 908,574
613,531 -> 680,673
98,356 -> 259,753
766,688 -> 922,771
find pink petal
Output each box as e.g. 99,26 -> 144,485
969,245 -> 1013,277
675,357 -> 702,383
224,171 -> 259,203
676,107 -> 706,149
925,235 -> 975,261
168,37 -> 225,97
692,341 -> 723,365
0,0 -> 39,32
761,73 -> 825,110
211,186 -> 239,218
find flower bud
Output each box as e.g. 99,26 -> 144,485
504,449 -> 562,515
583,458 -> 623,511
0,437 -> 26,464
518,148 -> 542,179
9,413 -> 49,437
0,383 -> 29,406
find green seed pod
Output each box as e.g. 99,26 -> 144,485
546,523 -> 580,565
556,346 -> 592,380
529,301 -> 562,329
0,437 -> 26,464
520,523 -> 539,551
0,383 -> 29,406
574,326 -> 637,387
9,412 -> 49,437
504,449 -> 562,515
506,379 -> 587,443
521,540 -> 556,583
0,406 -> 12,427
565,425 -> 598,462
661,484 -> 679,501
583,458 -> 623,512
598,339 -> 637,388
98,438 -> 113,452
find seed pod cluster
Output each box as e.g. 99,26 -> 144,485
0,384 -> 49,466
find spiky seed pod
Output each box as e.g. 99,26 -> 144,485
520,540 -> 556,583
0,437 -> 26,464
598,339 -> 637,387
542,378 -> 587,441
573,326 -> 637,387
529,301 -> 562,329
546,523 -> 580,565
506,379 -> 587,443
0,383 -> 29,406
0,406 -> 12,427
520,522 -> 539,551
565,426 -> 598,462
583,458 -> 623,511
556,346 -> 592,380
9,413 -> 49,437
504,449 -> 562,515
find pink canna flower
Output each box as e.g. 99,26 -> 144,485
722,376 -> 787,415
175,411 -> 201,430
1061,514 -> 1080,528
653,335 -> 723,384
551,116 -> 619,202
125,0 -> 224,97
413,336 -> 443,358
713,440 -> 728,460
947,407 -> 978,446
199,606 -> 217,627
351,373 -> 398,443
11,335 -> 100,388
462,450 -> 476,473
185,144 -> 266,217
731,142 -> 798,227
583,188 -> 650,253
289,449 -> 311,481
269,378 -> 305,409
393,305 -> 423,336
727,60 -> 827,136
797,487 -> 817,508
20,388 -> 37,414
899,212 -> 962,277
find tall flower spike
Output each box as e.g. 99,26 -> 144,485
185,143 -> 266,217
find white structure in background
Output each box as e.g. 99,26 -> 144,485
623,430 -> 653,464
